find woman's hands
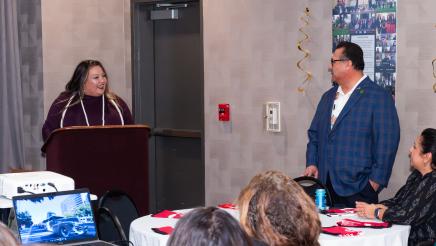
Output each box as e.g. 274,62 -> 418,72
355,202 -> 376,218
355,202 -> 387,219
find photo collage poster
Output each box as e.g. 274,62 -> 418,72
333,0 -> 397,96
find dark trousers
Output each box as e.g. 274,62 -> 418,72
326,174 -> 378,208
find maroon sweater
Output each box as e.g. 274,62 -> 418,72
42,92 -> 133,141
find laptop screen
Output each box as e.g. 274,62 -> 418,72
13,189 -> 98,245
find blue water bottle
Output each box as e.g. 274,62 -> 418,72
315,189 -> 326,211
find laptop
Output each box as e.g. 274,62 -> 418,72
12,188 -> 115,245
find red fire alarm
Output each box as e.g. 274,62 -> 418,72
218,104 -> 230,121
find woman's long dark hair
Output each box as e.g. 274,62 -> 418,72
63,59 -> 118,108
66,60 -> 106,93
421,128 -> 436,169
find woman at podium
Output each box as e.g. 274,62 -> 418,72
42,60 -> 133,141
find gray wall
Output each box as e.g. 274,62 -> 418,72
41,0 -> 132,115
392,0 -> 436,195
203,0 -> 334,205
38,0 -> 436,204
203,0 -> 436,205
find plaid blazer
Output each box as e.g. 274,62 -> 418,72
306,77 -> 400,196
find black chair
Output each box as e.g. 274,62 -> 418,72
98,190 -> 140,240
293,176 -> 333,207
96,207 -> 128,245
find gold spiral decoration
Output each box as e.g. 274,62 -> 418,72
432,58 -> 436,93
297,7 -> 312,93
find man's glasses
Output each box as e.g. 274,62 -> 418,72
330,58 -> 349,65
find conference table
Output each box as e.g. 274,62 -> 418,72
129,207 -> 410,246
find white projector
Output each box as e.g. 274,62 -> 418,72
0,171 -> 75,199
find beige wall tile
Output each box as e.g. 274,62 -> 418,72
40,0 -> 436,205
204,0 -> 333,204
42,0 -> 132,116
203,0 -> 436,205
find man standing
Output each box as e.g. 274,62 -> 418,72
305,41 -> 400,207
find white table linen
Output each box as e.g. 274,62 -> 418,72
318,213 -> 410,246
129,209 -> 410,246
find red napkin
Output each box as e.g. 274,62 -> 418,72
326,208 -> 356,214
337,218 -> 391,228
151,210 -> 183,219
322,226 -> 361,236
152,226 -> 174,235
218,203 -> 237,209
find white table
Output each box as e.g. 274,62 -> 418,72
129,208 -> 238,246
318,214 -> 410,246
129,209 -> 410,246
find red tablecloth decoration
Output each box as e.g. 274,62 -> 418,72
151,210 -> 183,219
322,226 -> 361,236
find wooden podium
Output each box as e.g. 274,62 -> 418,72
41,125 -> 150,215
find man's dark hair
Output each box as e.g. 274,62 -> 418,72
335,41 -> 365,71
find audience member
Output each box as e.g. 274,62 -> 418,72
0,222 -> 19,246
167,206 -> 253,246
356,128 -> 436,246
42,60 -> 133,141
238,170 -> 321,246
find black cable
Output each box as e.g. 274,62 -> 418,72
17,187 -> 35,195
47,182 -> 58,192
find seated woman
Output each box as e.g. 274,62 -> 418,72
42,60 -> 133,141
356,128 -> 436,246
167,206 -> 252,246
238,170 -> 321,246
